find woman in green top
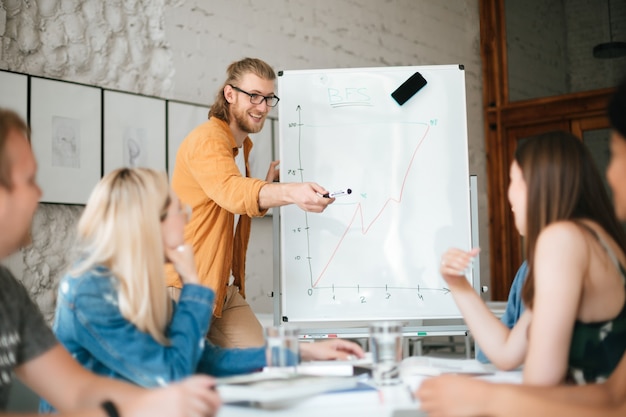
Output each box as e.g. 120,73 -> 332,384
416,78 -> 626,416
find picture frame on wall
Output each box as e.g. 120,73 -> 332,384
103,90 -> 166,175
30,77 -> 102,204
0,70 -> 28,122
166,100 -> 209,180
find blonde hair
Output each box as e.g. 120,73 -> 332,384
71,168 -> 173,345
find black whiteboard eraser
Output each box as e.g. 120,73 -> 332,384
391,71 -> 427,106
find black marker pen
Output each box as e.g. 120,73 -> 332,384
322,188 -> 352,198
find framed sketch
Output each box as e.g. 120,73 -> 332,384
30,77 -> 102,204
104,90 -> 166,175
166,100 -> 209,180
0,70 -> 28,122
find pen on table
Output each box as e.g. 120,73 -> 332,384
322,188 -> 352,198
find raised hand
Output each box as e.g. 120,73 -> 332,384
165,243 -> 199,285
290,182 -> 335,213
439,247 -> 480,288
265,160 -> 280,182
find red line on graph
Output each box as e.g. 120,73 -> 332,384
312,124 -> 431,288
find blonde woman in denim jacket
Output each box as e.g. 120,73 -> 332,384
42,168 -> 362,410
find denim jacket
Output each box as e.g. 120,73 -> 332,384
51,266 -> 266,386
476,261 -> 528,363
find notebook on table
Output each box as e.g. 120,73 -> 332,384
216,371 -> 360,410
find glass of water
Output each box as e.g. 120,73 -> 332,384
369,321 -> 403,385
265,325 -> 300,372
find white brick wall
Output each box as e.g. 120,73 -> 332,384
506,0 -> 568,100
506,0 -> 626,101
164,1 -> 484,103
565,0 -> 626,90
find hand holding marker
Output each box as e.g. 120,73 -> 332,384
322,188 -> 352,198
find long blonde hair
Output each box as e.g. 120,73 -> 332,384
71,168 -> 173,345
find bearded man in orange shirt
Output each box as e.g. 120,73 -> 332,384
165,58 -> 335,348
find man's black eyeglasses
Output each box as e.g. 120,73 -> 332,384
229,85 -> 280,107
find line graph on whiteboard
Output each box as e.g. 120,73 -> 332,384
277,66 -> 472,322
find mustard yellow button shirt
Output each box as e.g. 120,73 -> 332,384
165,118 -> 268,317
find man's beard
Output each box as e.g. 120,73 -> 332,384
233,108 -> 266,134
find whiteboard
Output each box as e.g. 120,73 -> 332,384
276,65 -> 474,324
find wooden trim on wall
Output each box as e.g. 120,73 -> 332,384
571,115 -> 611,138
480,0 -> 511,300
496,89 -> 614,127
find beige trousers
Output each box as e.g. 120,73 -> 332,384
167,285 -> 265,348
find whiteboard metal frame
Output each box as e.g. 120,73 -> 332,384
277,65 -> 474,324
272,175 -> 480,337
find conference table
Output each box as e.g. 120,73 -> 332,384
217,358 -> 523,417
